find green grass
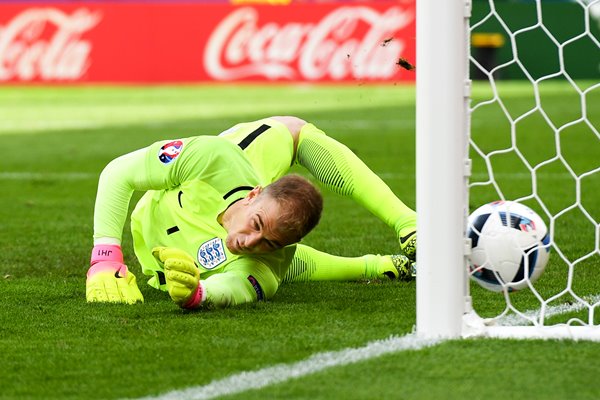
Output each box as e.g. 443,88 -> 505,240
0,83 -> 599,400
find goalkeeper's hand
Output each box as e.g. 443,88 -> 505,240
152,247 -> 205,309
86,244 -> 144,304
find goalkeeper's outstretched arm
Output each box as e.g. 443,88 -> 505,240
87,148 -> 159,304
87,138 -> 204,304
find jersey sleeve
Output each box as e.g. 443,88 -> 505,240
201,245 -> 296,307
93,136 -> 241,242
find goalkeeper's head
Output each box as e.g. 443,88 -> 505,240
222,174 -> 323,255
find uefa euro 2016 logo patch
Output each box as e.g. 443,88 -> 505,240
158,140 -> 183,164
197,238 -> 227,269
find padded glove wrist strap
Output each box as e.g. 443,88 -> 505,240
91,244 -> 124,265
183,282 -> 205,309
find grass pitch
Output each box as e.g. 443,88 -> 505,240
0,83 -> 599,400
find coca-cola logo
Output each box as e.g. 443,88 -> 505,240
0,8 -> 101,81
204,6 -> 414,81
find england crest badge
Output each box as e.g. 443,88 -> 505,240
197,238 -> 227,269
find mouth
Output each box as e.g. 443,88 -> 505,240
235,240 -> 245,253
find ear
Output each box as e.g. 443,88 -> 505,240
245,186 -> 263,203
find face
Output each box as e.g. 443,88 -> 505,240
223,188 -> 296,255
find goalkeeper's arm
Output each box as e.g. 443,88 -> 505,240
87,143 -> 180,304
152,247 -> 280,309
86,147 -> 158,304
87,137 -> 220,304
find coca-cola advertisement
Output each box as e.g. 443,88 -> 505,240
0,2 -> 415,83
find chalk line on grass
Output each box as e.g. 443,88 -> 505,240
136,333 -> 443,400
135,297 -> 600,398
494,294 -> 600,327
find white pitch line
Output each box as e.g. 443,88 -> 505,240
495,294 -> 600,327
135,295 -> 600,400
0,171 -> 574,182
0,172 -> 96,180
377,172 -> 574,181
0,171 -> 571,182
135,333 -> 443,400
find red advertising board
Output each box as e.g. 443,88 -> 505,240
0,2 -> 415,83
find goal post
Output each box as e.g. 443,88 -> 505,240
415,0 -> 470,339
416,0 -> 600,341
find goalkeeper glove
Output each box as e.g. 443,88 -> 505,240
152,247 -> 205,309
86,244 -> 144,304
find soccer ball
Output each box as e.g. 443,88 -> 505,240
467,201 -> 551,292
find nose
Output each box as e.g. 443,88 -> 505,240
244,232 -> 262,249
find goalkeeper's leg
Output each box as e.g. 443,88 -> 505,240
283,244 -> 415,283
296,123 -> 417,260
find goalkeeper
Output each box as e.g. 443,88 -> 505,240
86,116 -> 417,308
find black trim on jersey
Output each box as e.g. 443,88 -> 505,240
166,226 -> 180,235
157,271 -> 166,286
223,186 -> 254,200
238,124 -> 270,150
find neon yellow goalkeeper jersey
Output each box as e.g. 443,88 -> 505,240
94,119 -> 297,291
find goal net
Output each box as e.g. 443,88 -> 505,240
416,0 -> 600,340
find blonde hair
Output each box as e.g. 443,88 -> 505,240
261,174 -> 323,243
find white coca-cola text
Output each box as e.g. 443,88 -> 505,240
204,6 -> 414,81
0,8 -> 100,81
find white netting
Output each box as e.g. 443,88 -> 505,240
467,0 -> 600,329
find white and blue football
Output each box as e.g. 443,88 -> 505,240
467,201 -> 551,292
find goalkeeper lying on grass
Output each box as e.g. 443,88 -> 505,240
86,116 -> 417,308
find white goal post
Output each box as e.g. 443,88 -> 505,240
415,0 -> 469,338
415,0 -> 600,341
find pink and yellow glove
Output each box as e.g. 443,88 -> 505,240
86,244 -> 144,304
152,247 -> 205,309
